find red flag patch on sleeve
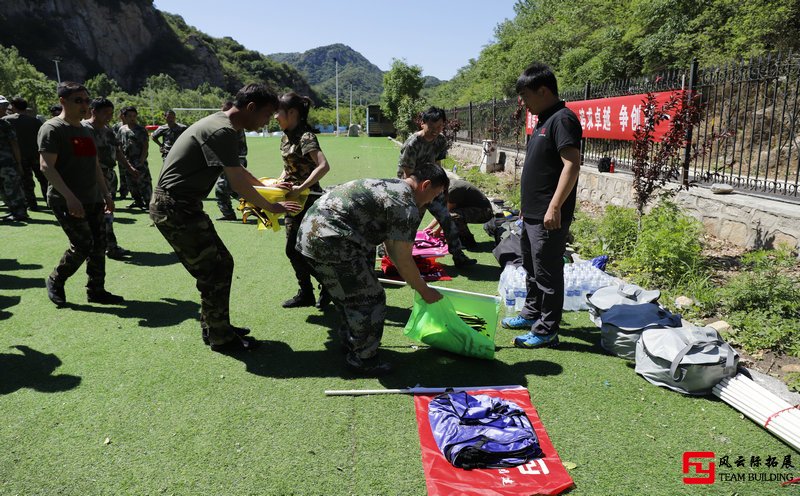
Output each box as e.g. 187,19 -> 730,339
71,136 -> 97,157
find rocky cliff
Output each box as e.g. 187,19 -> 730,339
0,0 -> 316,97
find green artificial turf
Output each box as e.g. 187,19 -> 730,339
0,136 -> 795,495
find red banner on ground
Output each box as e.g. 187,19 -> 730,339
414,387 -> 574,496
526,91 -> 682,141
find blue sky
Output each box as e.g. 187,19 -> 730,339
152,0 -> 518,81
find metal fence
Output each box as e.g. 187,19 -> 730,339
447,53 -> 800,201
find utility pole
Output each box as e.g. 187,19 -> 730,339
349,84 -> 353,127
52,57 -> 62,85
335,57 -> 339,136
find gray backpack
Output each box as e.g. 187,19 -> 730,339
635,326 -> 739,395
599,303 -> 683,360
586,283 -> 660,325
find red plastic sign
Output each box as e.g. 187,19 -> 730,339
414,387 -> 574,495
526,91 -> 682,142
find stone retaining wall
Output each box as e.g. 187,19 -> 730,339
449,142 -> 800,250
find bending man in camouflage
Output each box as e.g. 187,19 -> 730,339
118,106 -> 151,209
398,106 -> 476,267
297,166 -> 447,375
151,109 -> 187,160
150,83 -> 301,353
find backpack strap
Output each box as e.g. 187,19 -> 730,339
669,328 -> 736,381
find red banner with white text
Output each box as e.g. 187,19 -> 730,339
526,91 -> 683,142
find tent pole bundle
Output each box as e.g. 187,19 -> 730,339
325,385 -> 523,397
712,374 -> 800,452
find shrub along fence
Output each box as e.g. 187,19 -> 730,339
447,52 -> 800,201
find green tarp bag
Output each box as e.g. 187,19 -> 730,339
404,287 -> 500,360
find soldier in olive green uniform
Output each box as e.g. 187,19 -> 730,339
149,84 -> 300,353
274,93 -> 331,309
83,98 -> 138,259
0,116 -> 28,221
151,109 -> 187,160
296,167 -> 447,375
398,107 -> 477,267
213,101 -> 248,221
118,106 -> 151,209
39,82 -> 122,306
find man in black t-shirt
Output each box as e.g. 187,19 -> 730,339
502,63 -> 582,349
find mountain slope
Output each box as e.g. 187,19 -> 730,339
269,44 -> 385,104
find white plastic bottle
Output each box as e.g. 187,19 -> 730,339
510,267 -> 525,312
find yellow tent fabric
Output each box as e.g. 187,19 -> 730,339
238,178 -> 310,231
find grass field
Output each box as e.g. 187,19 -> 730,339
0,135 -> 795,495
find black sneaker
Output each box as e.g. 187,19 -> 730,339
46,277 -> 66,307
452,252 -> 478,267
202,325 -> 251,345
345,353 -> 393,376
460,234 -> 478,250
210,336 -> 259,353
315,287 -> 331,310
87,290 -> 125,304
216,214 -> 237,221
282,289 -> 315,308
106,247 -> 131,260
127,202 -> 146,210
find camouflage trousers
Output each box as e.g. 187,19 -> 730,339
117,162 -> 129,199
427,192 -> 465,254
214,174 -> 238,217
125,160 -> 152,206
18,156 -> 47,207
101,166 -> 119,249
451,205 -> 494,243
0,159 -> 27,217
305,254 -> 386,360
149,189 -> 236,345
214,158 -> 247,217
284,194 -> 320,291
49,201 -> 107,291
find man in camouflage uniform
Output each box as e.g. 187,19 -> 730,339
214,101 -> 248,221
83,97 -> 139,260
297,166 -> 447,375
0,102 -> 28,222
39,82 -> 123,306
151,109 -> 187,161
149,84 -> 300,353
118,106 -> 151,209
398,106 -> 477,267
3,97 -> 44,209
112,110 -> 128,200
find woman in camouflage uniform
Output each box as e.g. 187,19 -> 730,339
274,92 -> 332,310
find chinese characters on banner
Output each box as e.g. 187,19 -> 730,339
526,91 -> 683,142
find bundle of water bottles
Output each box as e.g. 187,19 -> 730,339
563,262 -> 616,311
497,261 -> 616,315
497,265 -> 529,316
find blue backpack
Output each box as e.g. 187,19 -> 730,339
428,391 -> 543,469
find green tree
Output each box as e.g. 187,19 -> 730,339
380,59 -> 424,124
0,44 -> 56,112
85,73 -> 122,98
